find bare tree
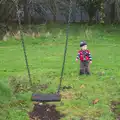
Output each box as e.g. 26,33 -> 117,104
77,0 -> 103,24
47,0 -> 57,22
57,0 -> 71,22
0,0 -> 16,23
115,0 -> 120,22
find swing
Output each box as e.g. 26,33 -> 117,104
16,0 -> 72,102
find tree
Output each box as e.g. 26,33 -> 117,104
115,0 -> 120,22
104,0 -> 116,24
23,0 -> 30,24
36,0 -> 57,22
0,0 -> 16,40
77,0 -> 103,24
57,0 -> 72,23
0,0 -> 16,23
47,0 -> 57,22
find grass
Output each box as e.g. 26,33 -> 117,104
0,23 -> 120,120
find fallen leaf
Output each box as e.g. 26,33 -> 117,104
80,85 -> 85,88
93,98 -> 99,104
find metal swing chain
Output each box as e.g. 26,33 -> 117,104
57,0 -> 72,94
15,1 -> 32,86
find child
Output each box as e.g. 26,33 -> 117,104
76,41 -> 92,75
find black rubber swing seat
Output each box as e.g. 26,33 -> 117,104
31,93 -> 61,102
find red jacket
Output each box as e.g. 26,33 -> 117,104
76,50 -> 92,61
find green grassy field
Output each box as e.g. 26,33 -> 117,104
0,24 -> 120,120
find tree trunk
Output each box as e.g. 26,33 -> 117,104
115,0 -> 120,22
53,14 -> 56,22
23,0 -> 30,24
110,2 -> 115,23
72,0 -> 77,23
48,0 -> 57,22
104,2 -> 111,24
88,16 -> 93,25
87,10 -> 96,25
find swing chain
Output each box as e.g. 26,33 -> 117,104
15,1 -> 32,86
15,0 -> 72,92
57,0 -> 72,94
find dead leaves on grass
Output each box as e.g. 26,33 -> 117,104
92,98 -> 99,104
12,31 -> 41,40
80,85 -> 85,89
61,91 -> 75,100
31,32 -> 40,39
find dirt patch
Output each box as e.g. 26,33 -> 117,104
61,91 -> 75,100
111,101 -> 120,120
32,84 -> 48,92
29,104 -> 64,120
35,84 -> 48,91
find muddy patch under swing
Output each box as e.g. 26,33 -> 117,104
111,101 -> 120,120
29,104 -> 64,120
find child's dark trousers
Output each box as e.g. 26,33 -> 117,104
80,61 -> 90,75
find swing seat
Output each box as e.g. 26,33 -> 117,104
31,93 -> 61,102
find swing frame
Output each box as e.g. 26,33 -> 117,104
16,0 -> 72,102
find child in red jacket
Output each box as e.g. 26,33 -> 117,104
76,41 -> 92,75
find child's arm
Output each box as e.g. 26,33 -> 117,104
76,52 -> 80,61
88,51 -> 92,63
